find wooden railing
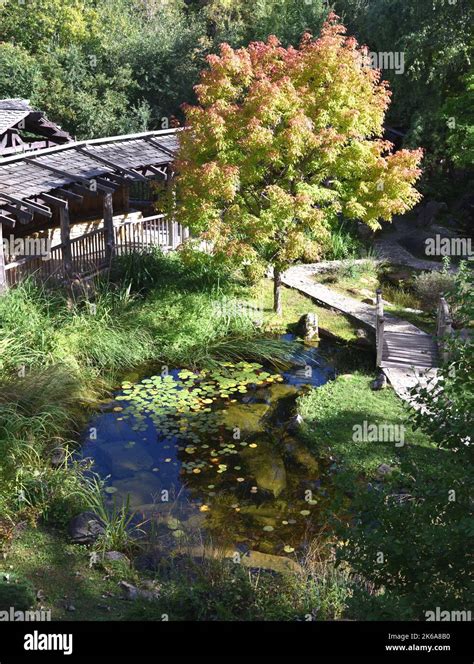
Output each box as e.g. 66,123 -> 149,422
4,214 -> 188,286
375,288 -> 385,367
436,296 -> 454,363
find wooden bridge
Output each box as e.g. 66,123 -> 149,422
375,289 -> 451,400
282,265 -> 450,403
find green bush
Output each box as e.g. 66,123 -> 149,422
413,260 -> 456,311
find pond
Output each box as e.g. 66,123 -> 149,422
81,336 -> 341,561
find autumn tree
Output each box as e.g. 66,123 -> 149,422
172,13 -> 423,314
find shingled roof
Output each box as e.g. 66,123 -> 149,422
0,129 -> 179,226
0,100 -> 31,135
0,99 -> 72,155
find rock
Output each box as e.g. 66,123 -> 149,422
371,373 -> 387,390
355,328 -> 372,347
69,511 -> 105,545
283,436 -> 319,474
376,463 -> 394,479
241,441 -> 287,497
297,313 -> 319,341
286,413 -> 304,433
104,551 -> 129,564
134,548 -> 164,572
356,222 -> 373,242
218,402 -> 270,435
384,267 -> 415,286
241,550 -> 302,574
50,447 -> 66,468
119,581 -> 159,601
266,383 -> 299,401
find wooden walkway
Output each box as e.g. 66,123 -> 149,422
282,264 -> 439,403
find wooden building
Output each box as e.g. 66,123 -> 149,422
0,101 -> 183,292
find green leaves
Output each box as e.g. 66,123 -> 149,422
174,14 -> 422,305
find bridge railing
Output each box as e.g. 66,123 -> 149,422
4,214 -> 188,286
375,288 -> 385,367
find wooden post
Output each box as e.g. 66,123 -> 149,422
0,221 -> 7,293
273,267 -> 283,315
437,296 -> 453,363
376,288 -> 385,367
168,218 -> 175,250
122,184 -> 130,214
103,192 -> 115,264
59,204 -> 73,279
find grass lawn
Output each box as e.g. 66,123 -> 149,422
246,277 -> 361,342
297,373 -> 470,619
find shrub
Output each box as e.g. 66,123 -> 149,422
413,259 -> 456,311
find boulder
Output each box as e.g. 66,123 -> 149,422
50,447 -> 66,468
218,402 -> 270,435
69,511 -> 105,545
376,463 -> 394,479
241,441 -> 287,497
241,550 -> 302,574
119,581 -> 159,601
104,551 -> 129,564
297,313 -> 319,341
283,436 -> 319,474
371,373 -> 387,391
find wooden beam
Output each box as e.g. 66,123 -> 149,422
77,147 -> 148,182
39,193 -> 68,208
96,177 -> 118,193
0,193 -> 52,218
55,188 -> 83,202
3,204 -> 33,225
103,173 -> 130,186
0,221 -> 7,293
103,192 -> 115,264
146,165 -> 168,178
71,183 -> 99,197
59,203 -> 73,279
0,214 -> 16,228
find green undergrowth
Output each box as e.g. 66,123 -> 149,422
297,374 -> 470,619
2,526 -> 354,621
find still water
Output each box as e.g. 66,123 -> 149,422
81,336 -> 337,558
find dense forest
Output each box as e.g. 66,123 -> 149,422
1,0 -> 472,198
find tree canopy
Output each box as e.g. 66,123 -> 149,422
172,15 -> 423,312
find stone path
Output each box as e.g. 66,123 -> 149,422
282,264 -> 439,403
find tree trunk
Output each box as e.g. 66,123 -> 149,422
273,266 -> 282,315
